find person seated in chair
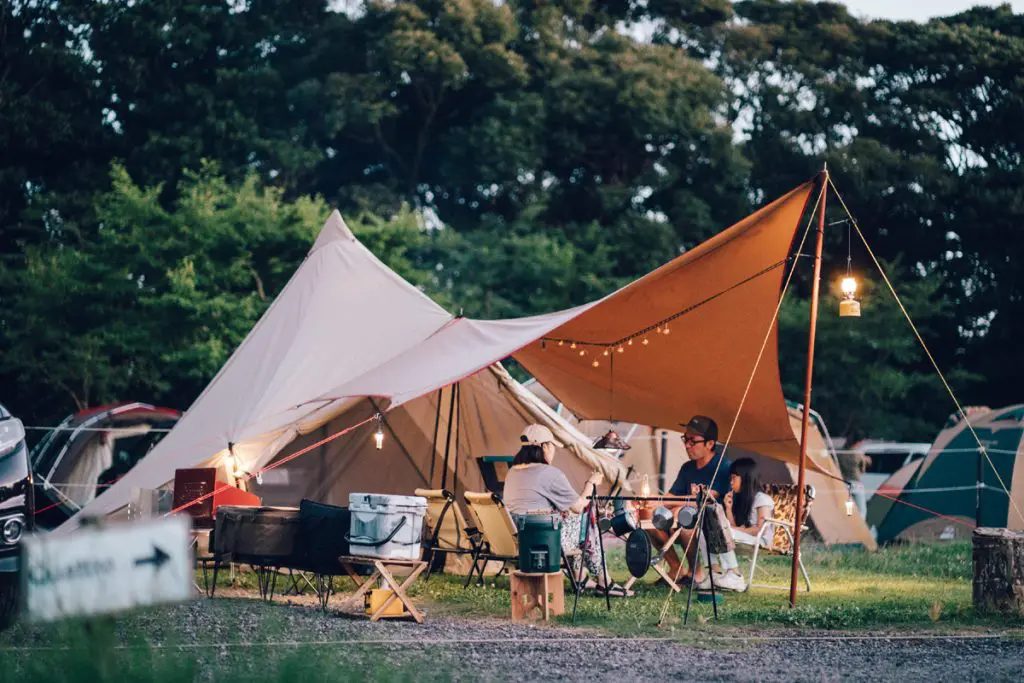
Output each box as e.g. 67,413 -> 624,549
723,457 -> 775,548
652,415 -> 745,591
503,424 -> 631,596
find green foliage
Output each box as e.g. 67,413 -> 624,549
0,164 -> 325,416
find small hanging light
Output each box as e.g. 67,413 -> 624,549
662,323 -> 671,335
845,485 -> 856,516
617,345 -> 624,354
641,474 -> 651,498
603,348 -> 610,357
579,349 -> 586,356
593,430 -> 631,451
570,341 -> 577,349
656,325 -> 662,334
840,276 -> 861,317
592,359 -> 600,368
558,339 -> 564,347
627,339 -> 633,346
374,414 -> 385,450
840,220 -> 861,318
641,337 -> 649,346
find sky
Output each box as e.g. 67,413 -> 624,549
839,0 -> 1023,21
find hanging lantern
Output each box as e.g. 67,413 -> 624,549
593,430 -> 631,451
374,414 -> 385,450
840,276 -> 861,317
641,474 -> 651,498
845,486 -> 856,516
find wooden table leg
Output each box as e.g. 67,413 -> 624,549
371,561 -> 426,624
341,563 -> 380,608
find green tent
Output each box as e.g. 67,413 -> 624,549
870,405 -> 1024,543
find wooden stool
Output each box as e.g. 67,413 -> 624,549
510,571 -> 564,621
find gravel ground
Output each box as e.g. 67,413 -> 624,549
3,594 -> 1022,681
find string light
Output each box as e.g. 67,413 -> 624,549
603,348 -> 610,357
592,359 -> 600,368
663,323 -> 671,335
579,349 -> 586,356
558,340 -> 564,347
617,345 -> 624,353
627,339 -> 633,346
570,342 -> 577,350
642,337 -> 649,346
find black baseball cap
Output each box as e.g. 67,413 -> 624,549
679,415 -> 718,442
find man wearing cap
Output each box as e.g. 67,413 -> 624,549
650,415 -> 744,591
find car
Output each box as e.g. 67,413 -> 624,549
0,402 -> 32,627
855,441 -> 931,500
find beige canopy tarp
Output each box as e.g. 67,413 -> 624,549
64,180 -> 819,531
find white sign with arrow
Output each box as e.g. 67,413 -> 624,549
22,516 -> 193,622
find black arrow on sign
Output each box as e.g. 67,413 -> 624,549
135,546 -> 170,570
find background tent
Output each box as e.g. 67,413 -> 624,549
30,403 -> 180,528
526,381 -> 876,549
871,405 -> 1024,543
64,180 -> 817,530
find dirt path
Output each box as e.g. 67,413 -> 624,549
3,596 -> 1021,681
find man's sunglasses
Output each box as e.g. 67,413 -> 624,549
681,435 -> 708,446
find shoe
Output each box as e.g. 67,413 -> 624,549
713,571 -> 747,592
693,575 -> 711,591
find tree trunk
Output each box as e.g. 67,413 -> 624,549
973,527 -> 1024,616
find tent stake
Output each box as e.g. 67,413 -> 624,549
790,166 -> 828,608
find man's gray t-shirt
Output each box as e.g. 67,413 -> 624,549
503,464 -> 579,514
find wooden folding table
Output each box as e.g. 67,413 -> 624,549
337,555 -> 428,623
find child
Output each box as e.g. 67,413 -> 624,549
724,457 -> 775,548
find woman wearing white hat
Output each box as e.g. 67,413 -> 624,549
503,424 -> 630,596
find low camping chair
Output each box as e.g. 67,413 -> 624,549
462,491 -> 520,588
461,491 -> 581,594
735,483 -> 814,592
414,488 -> 480,579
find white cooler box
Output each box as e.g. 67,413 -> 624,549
347,493 -> 427,560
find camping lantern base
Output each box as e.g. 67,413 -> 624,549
973,527 -> 1024,616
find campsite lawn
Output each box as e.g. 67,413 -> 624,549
413,540 -> 1017,632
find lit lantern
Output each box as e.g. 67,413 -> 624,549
374,421 -> 385,450
845,488 -> 856,516
840,276 -> 861,317
641,474 -> 651,498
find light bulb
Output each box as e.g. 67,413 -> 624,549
558,340 -> 564,347
642,337 -> 649,346
603,348 -> 609,356
627,339 -> 633,346
592,359 -> 599,368
641,474 -> 651,498
841,276 -> 858,298
656,325 -> 662,334
845,495 -> 855,516
663,324 -> 670,335
570,342 -> 577,350
579,349 -> 586,356
374,425 -> 385,450
617,345 -> 624,353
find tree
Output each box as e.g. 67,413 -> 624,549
0,163 -> 325,425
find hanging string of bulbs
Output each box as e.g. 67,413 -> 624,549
537,257 -> 791,368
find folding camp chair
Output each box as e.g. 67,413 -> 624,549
461,492 -> 580,595
734,483 -> 813,592
414,488 -> 480,579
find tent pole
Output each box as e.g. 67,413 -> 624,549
976,447 -> 983,526
790,166 -> 828,608
453,383 -> 461,499
429,388 -> 443,486
440,384 -> 457,491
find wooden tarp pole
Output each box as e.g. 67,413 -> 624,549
790,166 -> 828,607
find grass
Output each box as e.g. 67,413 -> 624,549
412,540 -> 1021,633
1,541 -> 1021,681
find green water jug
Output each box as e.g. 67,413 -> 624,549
516,514 -> 561,573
